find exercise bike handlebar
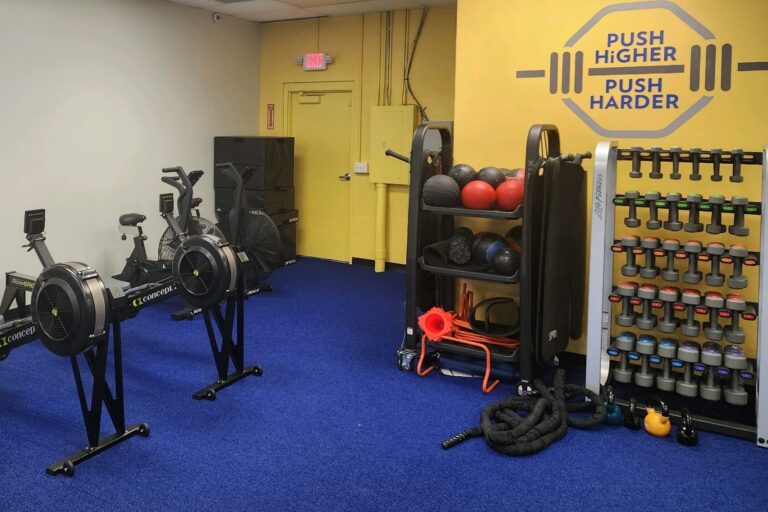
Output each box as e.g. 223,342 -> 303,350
214,162 -> 245,247
161,166 -> 194,232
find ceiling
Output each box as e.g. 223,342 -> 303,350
168,0 -> 456,22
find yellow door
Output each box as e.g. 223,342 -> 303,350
288,90 -> 353,262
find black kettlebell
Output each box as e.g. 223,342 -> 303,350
624,397 -> 641,430
676,408 -> 698,446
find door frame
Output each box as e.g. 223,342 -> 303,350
283,81 -> 360,263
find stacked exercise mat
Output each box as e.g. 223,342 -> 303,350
587,145 -> 768,446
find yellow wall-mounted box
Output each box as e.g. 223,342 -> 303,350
369,105 -> 418,185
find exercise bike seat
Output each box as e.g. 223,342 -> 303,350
119,213 -> 147,227
191,198 -> 203,208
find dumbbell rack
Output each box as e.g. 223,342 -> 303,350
586,144 -> 768,445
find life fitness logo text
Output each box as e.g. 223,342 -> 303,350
515,1 -> 768,138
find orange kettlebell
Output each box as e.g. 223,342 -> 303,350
644,397 -> 671,437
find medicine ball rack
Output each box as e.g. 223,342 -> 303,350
585,143 -> 768,445
399,122 -> 587,389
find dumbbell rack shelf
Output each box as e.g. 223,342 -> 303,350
586,141 -> 768,446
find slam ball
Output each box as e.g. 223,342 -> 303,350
505,226 -> 523,253
477,167 -> 506,189
495,179 -> 525,211
422,174 -> 460,207
472,232 -> 508,265
448,164 -> 477,189
492,247 -> 520,276
461,180 -> 496,210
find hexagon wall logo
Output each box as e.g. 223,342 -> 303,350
515,0 -> 768,138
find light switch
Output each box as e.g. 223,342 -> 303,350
354,162 -> 369,174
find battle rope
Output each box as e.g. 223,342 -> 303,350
441,369 -> 605,455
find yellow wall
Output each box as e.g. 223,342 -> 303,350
454,0 -> 768,353
259,7 -> 456,264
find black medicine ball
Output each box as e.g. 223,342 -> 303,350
422,175 -> 460,207
448,164 -> 477,189
477,167 -> 506,189
472,232 -> 508,265
492,247 -> 520,276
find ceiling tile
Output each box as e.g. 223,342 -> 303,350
282,0 -> 366,7
252,7 -> 320,21
310,0 -> 419,16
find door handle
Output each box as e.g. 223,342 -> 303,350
338,173 -> 351,181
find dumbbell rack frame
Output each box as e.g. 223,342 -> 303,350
586,141 -> 768,445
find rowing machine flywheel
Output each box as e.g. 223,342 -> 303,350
31,263 -> 109,357
172,234 -> 238,307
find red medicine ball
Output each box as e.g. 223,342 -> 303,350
495,179 -> 524,211
461,180 -> 496,210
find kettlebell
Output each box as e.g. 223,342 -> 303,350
644,397 -> 671,437
604,387 -> 623,426
623,397 -> 641,430
676,408 -> 698,446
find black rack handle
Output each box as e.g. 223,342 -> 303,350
385,149 -> 410,164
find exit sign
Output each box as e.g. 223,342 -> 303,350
296,53 -> 333,71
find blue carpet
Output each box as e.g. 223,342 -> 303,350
2,258 -> 767,511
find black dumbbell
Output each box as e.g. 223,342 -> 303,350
705,242 -> 725,286
710,148 -> 723,182
706,194 -> 726,234
636,284 -> 658,330
723,345 -> 748,406
729,196 -> 749,236
657,287 -> 679,333
699,342 -> 722,402
640,237 -> 661,279
726,245 -> 749,289
669,147 -> 682,180
649,147 -> 662,179
661,239 -> 680,281
612,332 -> 637,383
646,191 -> 662,229
624,190 -> 641,227
676,341 -> 700,398
656,338 -> 677,392
689,147 -> 702,181
684,193 -> 703,232
725,294 -> 746,344
703,292 -> 725,341
730,149 -> 744,183
634,335 -> 657,388
614,282 -> 639,327
664,193 -> 683,231
683,240 -> 702,284
629,147 -> 643,178
620,235 -> 640,276
681,289 -> 701,337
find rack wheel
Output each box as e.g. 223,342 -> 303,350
252,366 -> 263,376
138,423 -> 151,437
62,460 -> 75,477
205,389 -> 216,401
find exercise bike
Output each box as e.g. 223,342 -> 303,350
113,167 -> 222,287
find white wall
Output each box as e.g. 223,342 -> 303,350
0,0 -> 260,279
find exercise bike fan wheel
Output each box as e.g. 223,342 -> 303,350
236,210 -> 285,283
31,263 -> 109,357
172,234 -> 238,307
158,216 -> 224,262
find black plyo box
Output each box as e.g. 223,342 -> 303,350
214,187 -> 295,217
214,137 -> 294,190
272,210 -> 298,262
